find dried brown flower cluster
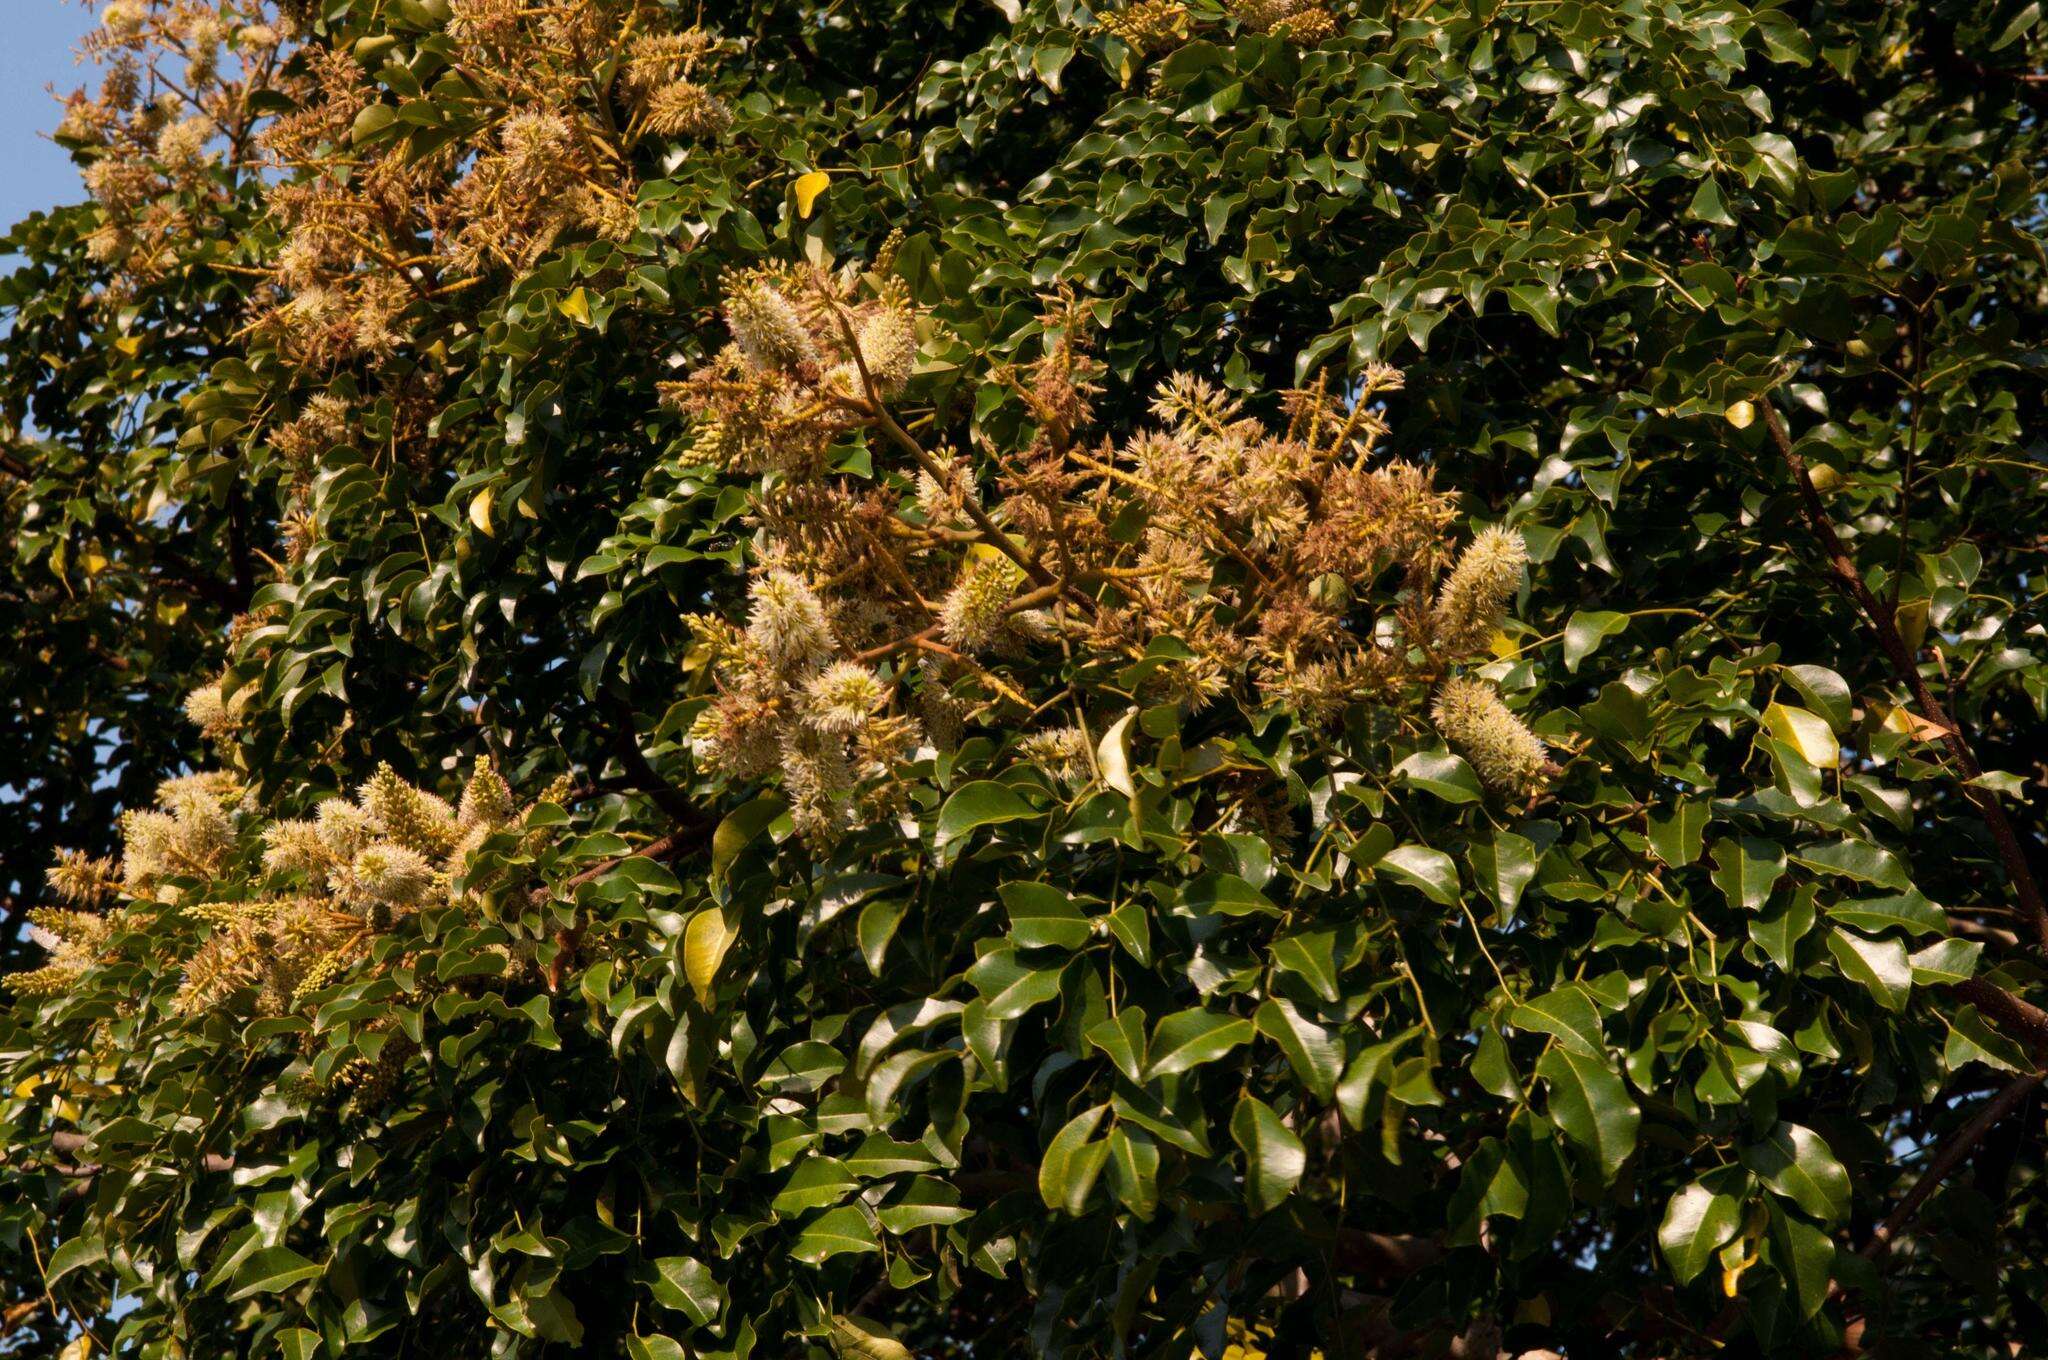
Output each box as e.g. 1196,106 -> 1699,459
668,263 -> 1550,840
59,0 -> 287,302
12,759 -> 558,1018
1098,0 -> 1339,56
1229,0 -> 1342,43
255,5 -> 734,368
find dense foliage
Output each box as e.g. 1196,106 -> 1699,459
5,1 -> 2048,1356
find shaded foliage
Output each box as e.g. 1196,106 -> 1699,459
4,2 -> 2048,1358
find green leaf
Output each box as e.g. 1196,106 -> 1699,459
44,1234 -> 105,1284
1254,998 -> 1342,1102
277,1328 -> 324,1360
1688,177 -> 1737,226
1445,1136 -> 1529,1246
1000,881 -> 1092,950
1038,1104 -> 1110,1216
1511,984 -> 1608,1058
1749,885 -> 1817,971
791,1207 -> 880,1265
1270,927 -> 1346,1002
1469,831 -> 1539,920
628,1338 -> 688,1360
1782,664 -> 1852,730
1824,890 -> 1946,938
1230,1094 -> 1306,1215
964,946 -> 1065,1020
936,781 -> 1039,846
1647,800 -> 1709,867
225,1246 -> 323,1302
857,897 -> 909,975
1086,1007 -> 1148,1083
1659,1183 -> 1743,1286
1393,750 -> 1483,804
772,1157 -> 858,1214
710,795 -> 783,883
1769,1207 -> 1836,1319
1105,899 -> 1152,965
1147,1008 -> 1255,1078
1563,610 -> 1628,672
1826,929 -> 1913,1012
1743,1123 -> 1851,1224
875,1177 -> 971,1234
1106,1126 -> 1161,1220
1377,844 -> 1459,905
647,1256 -> 724,1327
1711,836 -> 1786,913
1908,937 -> 1981,985
1793,840 -> 1911,890
1179,872 -> 1276,916
1945,1005 -> 2031,1074
1535,1048 -> 1640,1182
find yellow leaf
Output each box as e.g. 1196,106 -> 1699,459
683,905 -> 736,1005
793,170 -> 831,219
1762,701 -> 1839,769
1097,710 -> 1136,798
1724,400 -> 1755,430
467,487 -> 495,537
1881,705 -> 1953,742
557,286 -> 591,325
829,1315 -> 913,1360
1488,628 -> 1519,659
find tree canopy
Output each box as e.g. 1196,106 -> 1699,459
4,1 -> 2048,1356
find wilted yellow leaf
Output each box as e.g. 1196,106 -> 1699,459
793,170 -> 831,219
467,487 -> 494,537
1724,400 -> 1756,429
1097,709 -> 1136,798
1881,705 -> 1953,741
557,286 -> 591,325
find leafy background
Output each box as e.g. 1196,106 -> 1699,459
4,1 -> 2048,1357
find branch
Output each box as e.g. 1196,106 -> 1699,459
1863,1073 -> 2042,1262
1762,401 -> 2048,950
1951,978 -> 2048,1057
45,1130 -> 234,1177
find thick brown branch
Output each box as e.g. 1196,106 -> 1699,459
1951,978 -> 2048,1057
1762,402 -> 2048,950
1864,1073 -> 2042,1262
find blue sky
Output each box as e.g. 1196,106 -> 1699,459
1,3 -> 99,230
